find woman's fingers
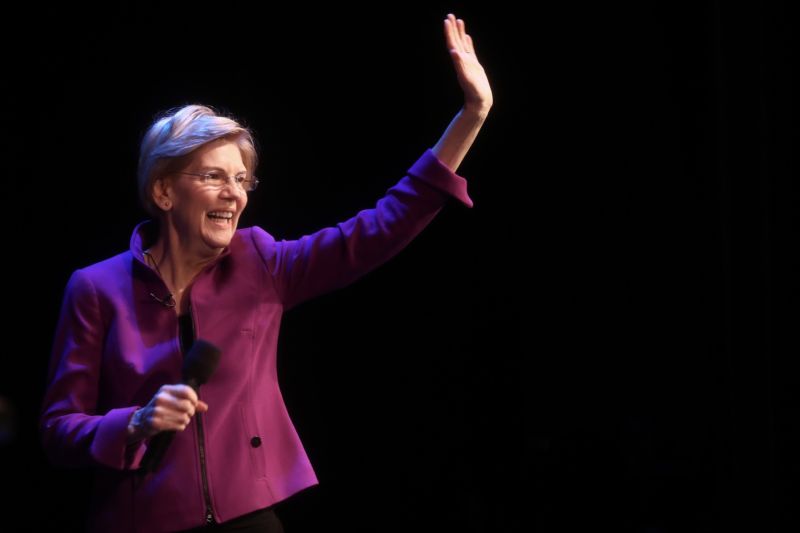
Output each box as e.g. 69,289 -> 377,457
165,384 -> 199,404
457,17 -> 466,45
445,14 -> 478,58
146,384 -> 207,432
157,389 -> 196,415
442,12 -> 492,111
444,14 -> 462,53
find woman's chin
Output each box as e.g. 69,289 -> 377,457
201,227 -> 235,250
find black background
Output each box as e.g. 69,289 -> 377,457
1,2 -> 797,532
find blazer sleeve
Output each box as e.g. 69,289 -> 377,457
39,269 -> 147,470
251,148 -> 473,310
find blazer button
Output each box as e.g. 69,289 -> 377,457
250,436 -> 262,448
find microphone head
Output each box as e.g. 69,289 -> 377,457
182,339 -> 221,387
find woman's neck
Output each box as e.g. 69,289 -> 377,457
145,231 -> 222,296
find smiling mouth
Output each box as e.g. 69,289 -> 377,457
207,212 -> 234,227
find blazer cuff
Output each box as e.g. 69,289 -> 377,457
407,149 -> 474,208
90,406 -> 145,470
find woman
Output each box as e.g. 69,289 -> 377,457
39,13 -> 492,532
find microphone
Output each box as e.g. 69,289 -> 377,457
140,339 -> 221,473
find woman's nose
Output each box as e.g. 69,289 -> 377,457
219,179 -> 243,196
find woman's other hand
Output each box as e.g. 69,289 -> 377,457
444,13 -> 493,114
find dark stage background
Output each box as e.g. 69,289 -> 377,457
1,2 -> 796,532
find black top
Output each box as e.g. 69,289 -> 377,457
178,312 -> 194,355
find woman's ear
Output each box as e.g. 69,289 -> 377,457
151,177 -> 173,211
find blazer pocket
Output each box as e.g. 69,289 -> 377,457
238,403 -> 268,480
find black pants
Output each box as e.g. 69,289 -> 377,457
180,507 -> 284,532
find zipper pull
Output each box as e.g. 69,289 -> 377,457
206,508 -> 215,525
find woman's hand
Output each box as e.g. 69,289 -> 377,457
127,384 -> 209,443
444,13 -> 493,114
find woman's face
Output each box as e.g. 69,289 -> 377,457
161,139 -> 249,254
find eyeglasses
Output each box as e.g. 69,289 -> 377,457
176,171 -> 259,192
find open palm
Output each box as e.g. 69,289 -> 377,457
444,13 -> 493,112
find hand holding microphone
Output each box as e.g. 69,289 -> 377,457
132,339 -> 221,472
127,384 -> 208,442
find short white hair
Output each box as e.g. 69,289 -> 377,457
137,104 -> 258,216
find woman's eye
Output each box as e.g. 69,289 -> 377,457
206,173 -> 225,184
234,175 -> 247,184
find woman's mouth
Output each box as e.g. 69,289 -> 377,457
207,211 -> 234,227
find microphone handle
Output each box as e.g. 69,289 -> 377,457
141,430 -> 177,472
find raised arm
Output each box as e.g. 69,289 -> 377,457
251,14 -> 491,310
252,149 -> 471,310
432,13 -> 493,173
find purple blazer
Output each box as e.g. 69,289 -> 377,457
39,149 -> 472,533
